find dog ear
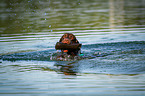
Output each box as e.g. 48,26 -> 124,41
69,34 -> 79,43
59,36 -> 63,42
68,33 -> 79,43
75,39 -> 79,43
72,39 -> 79,43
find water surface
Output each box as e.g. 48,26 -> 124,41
0,0 -> 145,96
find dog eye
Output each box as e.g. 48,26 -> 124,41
63,34 -> 68,38
69,35 -> 74,40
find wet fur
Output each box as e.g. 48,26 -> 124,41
59,33 -> 80,56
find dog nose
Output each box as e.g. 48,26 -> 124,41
61,38 -> 71,44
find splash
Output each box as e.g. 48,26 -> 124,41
50,52 -> 83,61
0,41 -> 145,62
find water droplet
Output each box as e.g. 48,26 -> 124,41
45,18 -> 46,20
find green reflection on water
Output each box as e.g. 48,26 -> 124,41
1,0 -> 145,35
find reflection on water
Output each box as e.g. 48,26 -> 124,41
0,0 -> 145,96
1,0 -> 145,34
55,61 -> 78,75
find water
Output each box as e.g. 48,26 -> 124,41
0,0 -> 145,96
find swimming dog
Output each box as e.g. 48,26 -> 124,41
58,33 -> 80,56
54,33 -> 81,61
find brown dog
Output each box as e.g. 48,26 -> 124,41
59,33 -> 80,56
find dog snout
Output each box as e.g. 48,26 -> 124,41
61,38 -> 71,44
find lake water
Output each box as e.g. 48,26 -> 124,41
0,0 -> 145,96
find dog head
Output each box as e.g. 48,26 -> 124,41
59,33 -> 80,55
59,33 -> 79,44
